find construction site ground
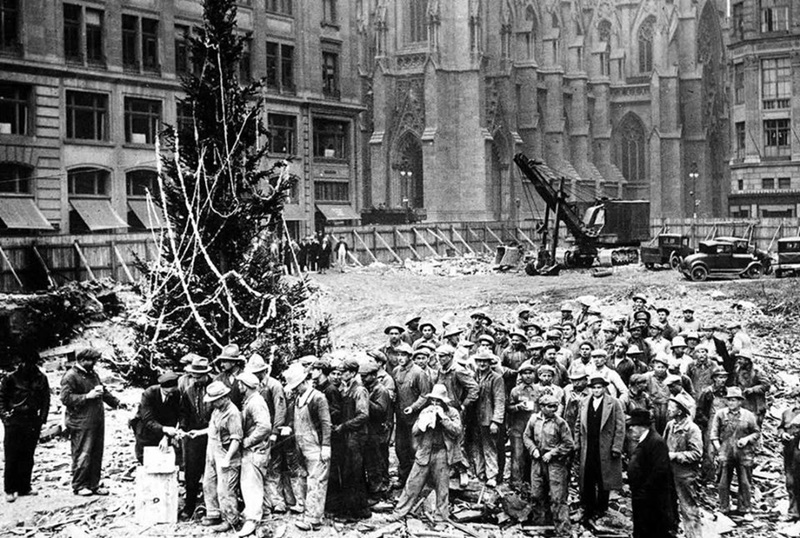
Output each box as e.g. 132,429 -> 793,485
3,257 -> 800,538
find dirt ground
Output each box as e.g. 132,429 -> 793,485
3,260 -> 800,537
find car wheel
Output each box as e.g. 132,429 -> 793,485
747,264 -> 763,279
669,252 -> 682,270
691,265 -> 708,282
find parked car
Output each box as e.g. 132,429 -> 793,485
640,233 -> 693,270
713,236 -> 773,274
679,240 -> 765,281
775,237 -> 800,278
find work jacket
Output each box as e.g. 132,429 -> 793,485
411,404 -> 462,465
710,407 -> 760,463
474,368 -> 505,426
664,416 -> 702,478
61,364 -> 120,430
0,363 -> 50,427
241,391 -> 271,452
523,413 -> 574,463
433,359 -> 478,412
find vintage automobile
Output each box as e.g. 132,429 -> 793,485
640,233 -> 693,270
713,236 -> 773,274
679,240 -> 765,281
775,237 -> 800,278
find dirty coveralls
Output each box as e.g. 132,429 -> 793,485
710,406 -> 760,514
523,413 -> 575,535
664,416 -> 703,538
203,398 -> 243,526
779,406 -> 800,520
292,387 -> 331,526
469,368 -> 505,482
507,382 -> 536,487
240,391 -> 272,524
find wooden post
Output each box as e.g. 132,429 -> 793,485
74,242 -> 97,281
434,226 -> 462,255
0,245 -> 24,289
347,250 -> 364,267
484,225 -> 504,245
466,225 -> 493,254
114,245 -> 136,283
451,226 -> 476,255
376,232 -> 403,264
31,245 -> 55,288
109,241 -> 118,282
353,229 -> 379,263
516,227 -> 537,249
396,229 -> 422,260
412,227 -> 439,256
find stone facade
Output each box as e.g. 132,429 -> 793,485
727,0 -> 800,218
0,0 -> 362,237
360,0 -> 731,221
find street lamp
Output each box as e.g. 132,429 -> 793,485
689,162 -> 699,221
399,168 -> 413,208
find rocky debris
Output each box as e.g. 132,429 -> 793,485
402,256 -> 498,277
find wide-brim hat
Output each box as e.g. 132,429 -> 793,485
478,334 -> 495,346
560,302 -> 574,312
735,350 -> 754,361
216,344 -> 245,363
588,375 -> 609,387
626,344 -> 643,356
656,306 -> 670,315
669,393 -> 694,414
725,387 -> 745,400
425,383 -> 451,404
540,343 -> 558,355
442,326 -> 464,339
435,344 -> 456,356
236,372 -> 260,389
283,362 -> 308,392
412,349 -> 431,359
632,293 -> 647,303
396,342 -> 414,355
671,336 -> 688,348
419,321 -> 437,333
245,353 -> 269,374
472,350 -> 498,363
517,360 -> 536,373
510,330 -> 528,342
384,324 -> 406,335
203,381 -> 231,403
524,321 -> 543,333
405,314 -> 422,326
577,295 -> 597,307
184,354 -> 212,374
651,354 -> 670,366
471,311 -> 493,325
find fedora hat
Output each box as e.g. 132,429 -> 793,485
245,353 -> 269,374
725,387 -> 745,400
442,326 -> 464,339
477,334 -> 495,346
384,323 -> 405,335
236,372 -> 260,389
419,320 -> 437,333
669,392 -> 694,414
283,362 -> 308,392
216,344 -> 245,362
184,354 -> 211,374
627,408 -> 652,427
203,381 -> 231,403
405,314 -> 422,326
517,360 -> 536,373
589,375 -> 609,387
425,383 -> 451,404
471,311 -> 493,325
472,349 -> 498,363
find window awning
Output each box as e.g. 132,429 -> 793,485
70,199 -> 129,231
316,204 -> 360,221
0,197 -> 54,230
283,203 -> 306,221
128,200 -> 165,229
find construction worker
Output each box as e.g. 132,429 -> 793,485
360,360 -> 392,499
388,384 -> 463,522
469,349 -> 505,487
664,393 -> 702,538
178,354 -> 213,519
695,369 -> 730,481
778,387 -> 800,522
733,351 -> 770,426
524,394 -> 574,536
235,372 -> 272,537
213,344 -> 247,409
507,360 -> 537,488
643,354 -> 671,434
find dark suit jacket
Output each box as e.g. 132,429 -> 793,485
628,428 -> 674,538
134,385 -> 180,444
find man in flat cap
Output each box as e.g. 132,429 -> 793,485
643,354 -> 671,434
396,342 -> 433,487
627,409 -> 674,538
664,393 -> 702,538
360,360 -> 393,500
507,360 -> 538,488
710,387 -> 760,521
468,311 -> 495,345
695,369 -> 730,481
402,315 -> 422,347
131,371 -> 182,464
675,308 -> 701,336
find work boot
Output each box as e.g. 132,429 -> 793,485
295,520 -> 321,531
236,520 -> 257,537
93,487 -> 110,496
201,516 -> 222,527
211,521 -> 232,533
6,492 -> 17,503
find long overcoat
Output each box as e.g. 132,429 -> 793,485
576,394 -> 625,491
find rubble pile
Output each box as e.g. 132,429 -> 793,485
402,255 -> 499,277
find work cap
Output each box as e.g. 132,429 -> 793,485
664,374 -> 683,386
203,381 -> 231,403
538,394 -> 559,407
472,349 -> 498,363
560,303 -> 573,312
517,360 -> 536,373
537,364 -> 556,376
341,358 -> 360,372
545,330 -> 563,340
245,353 -> 269,374
590,349 -> 608,359
671,336 -> 688,348
725,387 -> 745,400
435,344 -> 456,357
629,373 -> 646,385
632,293 -> 647,303
359,360 -> 380,376
651,354 -> 670,366
442,326 -> 464,339
569,364 -> 589,380
412,348 -> 431,359
669,392 -> 694,414
395,342 -> 414,355
471,311 -> 493,325
283,363 -> 308,391
158,372 -> 179,388
236,372 -> 260,389
510,330 -> 528,342
310,358 -> 332,375
656,307 -> 670,315
478,334 -> 496,346
419,321 -> 437,333
683,307 -> 694,313
626,344 -> 643,356
684,332 -> 700,341
366,349 -> 388,364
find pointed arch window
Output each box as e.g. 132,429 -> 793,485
517,6 -> 537,61
407,0 -> 428,44
616,115 -> 646,182
597,19 -> 611,76
638,16 -> 655,73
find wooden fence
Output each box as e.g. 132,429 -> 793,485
0,233 -> 159,293
2,217 -> 800,292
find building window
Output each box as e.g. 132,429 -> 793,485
322,0 -> 337,24
0,0 -> 19,52
66,91 -> 108,141
125,98 -> 161,145
734,63 -> 744,104
266,0 -> 292,16
407,0 -> 428,44
176,101 -> 193,136
126,170 -> 159,198
268,114 -> 296,154
63,4 -> 81,61
315,181 -> 349,202
123,15 -> 159,72
638,17 -> 655,73
763,118 -> 790,158
0,83 -> 30,135
762,177 -> 775,190
616,114 -> 645,182
239,37 -> 252,83
761,0 -> 789,33
737,179 -> 744,191
63,5 -> 104,65
0,163 -> 31,194
762,57 -> 791,109
266,42 -> 295,92
735,122 -> 746,160
732,2 -> 744,39
313,119 -> 347,160
68,167 -> 109,196
779,177 -> 791,189
598,19 -> 611,76
175,25 -> 189,74
322,50 -> 339,98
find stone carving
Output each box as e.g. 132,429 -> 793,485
396,53 -> 428,71
392,77 -> 426,137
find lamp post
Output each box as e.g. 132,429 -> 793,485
689,162 -> 700,249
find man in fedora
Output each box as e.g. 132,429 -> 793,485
402,315 -> 422,347
710,386 -> 760,521
576,375 -> 625,523
381,323 -> 406,372
664,393 -> 702,538
388,384 -> 463,522
214,344 -> 246,409
197,380 -> 243,532
468,311 -> 495,345
412,320 -> 439,351
130,372 -> 181,464
524,394 -> 575,536
178,354 -> 212,518
627,408 -> 674,538
469,349 -> 505,488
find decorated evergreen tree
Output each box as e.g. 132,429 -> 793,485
128,0 -> 328,385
